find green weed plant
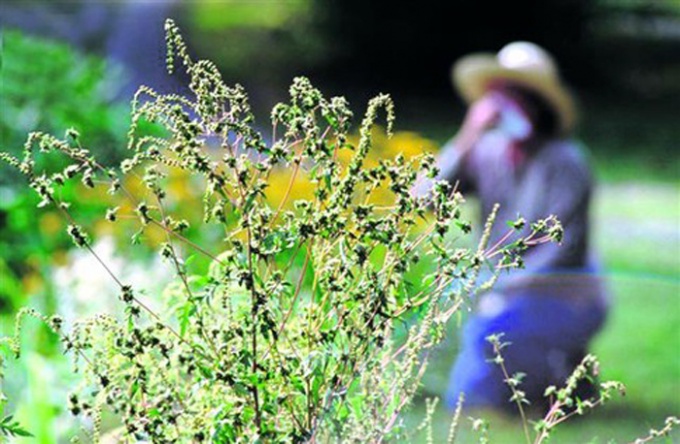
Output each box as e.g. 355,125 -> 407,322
1,20 -> 673,443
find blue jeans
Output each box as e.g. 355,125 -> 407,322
445,293 -> 607,412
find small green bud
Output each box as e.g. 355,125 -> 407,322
66,128 -> 80,142
105,207 -> 119,222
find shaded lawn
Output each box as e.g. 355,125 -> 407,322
404,181 -> 680,443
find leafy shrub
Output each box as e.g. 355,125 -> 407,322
0,29 -> 129,181
1,20 -> 641,443
0,30 -> 130,312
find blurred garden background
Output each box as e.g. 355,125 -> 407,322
0,0 -> 678,442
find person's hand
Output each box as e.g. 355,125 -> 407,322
458,94 -> 501,148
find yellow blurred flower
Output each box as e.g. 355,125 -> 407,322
265,128 -> 436,209
265,166 -> 314,207
22,255 -> 45,295
93,219 -> 114,237
39,211 -> 63,236
166,168 -> 197,203
22,271 -> 44,295
52,250 -> 69,267
343,128 -> 436,166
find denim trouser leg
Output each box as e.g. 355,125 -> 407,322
445,295 -> 607,411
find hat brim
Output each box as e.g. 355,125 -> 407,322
452,54 -> 576,134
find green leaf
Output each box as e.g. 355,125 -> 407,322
179,301 -> 193,337
0,415 -> 34,437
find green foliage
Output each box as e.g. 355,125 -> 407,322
0,20 -> 564,442
0,415 -> 33,438
486,334 -> 627,444
633,417 -> 680,444
0,30 -> 129,177
10,19 -> 673,444
193,0 -> 311,30
0,30 -> 132,312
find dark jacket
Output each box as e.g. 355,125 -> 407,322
418,130 -> 607,305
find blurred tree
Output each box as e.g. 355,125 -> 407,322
0,0 -> 189,99
586,0 -> 680,97
309,0 -> 679,98
311,0 -> 591,96
182,0 -> 678,135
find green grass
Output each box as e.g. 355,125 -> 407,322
404,181 -> 680,443
579,97 -> 678,184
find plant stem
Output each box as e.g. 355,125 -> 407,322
246,223 -> 263,435
492,340 -> 532,444
264,244 -> 312,359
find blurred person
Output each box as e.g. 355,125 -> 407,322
414,42 -> 608,413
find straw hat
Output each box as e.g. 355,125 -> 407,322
452,41 -> 576,134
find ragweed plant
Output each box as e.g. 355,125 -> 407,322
485,334 -> 626,444
0,20 -> 563,443
480,334 -> 679,444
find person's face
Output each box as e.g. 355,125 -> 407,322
483,86 -> 535,142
